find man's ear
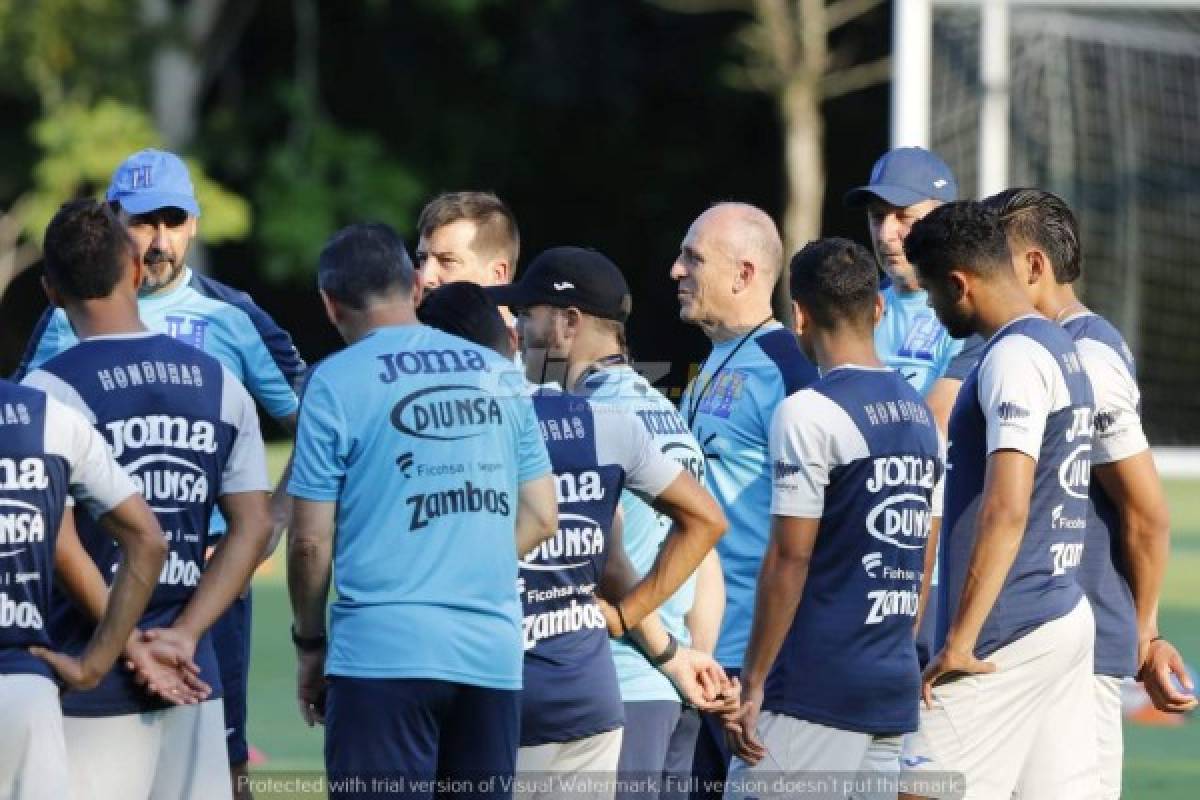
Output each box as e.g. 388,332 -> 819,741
1026,249 -> 1048,286
734,259 -> 755,293
949,270 -> 970,302
40,276 -> 62,309
872,292 -> 885,327
488,258 -> 511,286
318,289 -> 340,328
789,300 -> 805,336
128,247 -> 144,291
410,279 -> 424,308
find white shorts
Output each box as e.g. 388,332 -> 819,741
517,728 -> 623,800
64,699 -> 232,800
0,673 -> 69,800
1014,672 -> 1122,800
724,712 -> 902,800
901,596 -> 1097,800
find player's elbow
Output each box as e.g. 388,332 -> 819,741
684,493 -> 727,551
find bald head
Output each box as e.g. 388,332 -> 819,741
671,202 -> 782,338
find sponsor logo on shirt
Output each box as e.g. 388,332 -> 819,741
376,348 -> 489,383
864,457 -> 937,551
662,441 -> 704,481
106,416 -> 217,460
522,598 -> 606,649
554,470 -> 606,504
1058,444 -> 1092,499
404,480 -> 511,530
1094,410 -> 1118,435
865,588 -> 919,624
1050,504 -> 1086,530
1051,541 -> 1084,576
164,316 -> 209,350
522,513 -> 605,571
158,550 -> 201,587
996,401 -> 1031,422
390,386 -> 504,442
773,459 -> 803,481
861,551 -> 882,578
0,591 -> 43,630
123,454 -> 210,514
0,498 -> 46,552
0,458 -> 49,492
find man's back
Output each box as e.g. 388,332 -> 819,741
940,315 -> 1094,658
0,380 -> 136,681
23,332 -> 266,715
519,387 -> 681,746
767,367 -> 942,734
288,324 -> 550,690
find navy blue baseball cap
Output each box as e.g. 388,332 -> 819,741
844,147 -> 958,208
106,149 -> 201,216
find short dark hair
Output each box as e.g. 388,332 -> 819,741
417,191 -> 520,269
903,201 -> 1012,283
318,223 -> 415,310
788,238 -> 879,329
983,188 -> 1081,283
418,281 -> 512,358
42,199 -> 134,300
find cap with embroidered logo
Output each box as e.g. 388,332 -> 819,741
106,149 -> 201,217
485,246 -> 632,323
844,147 -> 958,208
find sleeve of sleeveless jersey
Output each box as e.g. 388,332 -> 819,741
977,335 -> 1060,459
287,369 -> 348,501
515,395 -> 552,483
43,395 -> 138,518
219,367 -> 270,495
598,408 -> 683,500
769,390 -> 835,518
943,334 -> 984,382
1075,338 -> 1149,465
11,308 -> 63,382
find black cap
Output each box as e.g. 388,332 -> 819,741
418,281 -> 510,355
485,246 -> 632,323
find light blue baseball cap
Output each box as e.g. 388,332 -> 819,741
106,149 -> 200,216
845,146 -> 958,208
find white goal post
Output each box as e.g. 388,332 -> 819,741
890,0 -> 1200,472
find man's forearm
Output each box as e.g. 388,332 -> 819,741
618,519 -> 720,628
685,550 -> 724,653
288,530 -> 333,637
263,450 -> 296,560
174,499 -> 272,641
944,506 -> 1026,652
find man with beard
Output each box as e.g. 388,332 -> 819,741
13,149 -> 305,799
899,202 -> 1097,799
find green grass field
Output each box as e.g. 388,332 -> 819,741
245,444 -> 1199,797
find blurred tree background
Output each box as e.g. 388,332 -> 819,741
0,0 -> 891,400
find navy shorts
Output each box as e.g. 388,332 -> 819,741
617,701 -> 702,800
325,677 -> 519,800
211,589 -> 252,766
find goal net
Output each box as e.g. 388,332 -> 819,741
929,3 -> 1200,445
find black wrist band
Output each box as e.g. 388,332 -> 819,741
1150,635 -> 1164,644
291,625 -> 327,651
615,603 -> 630,637
651,633 -> 679,667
